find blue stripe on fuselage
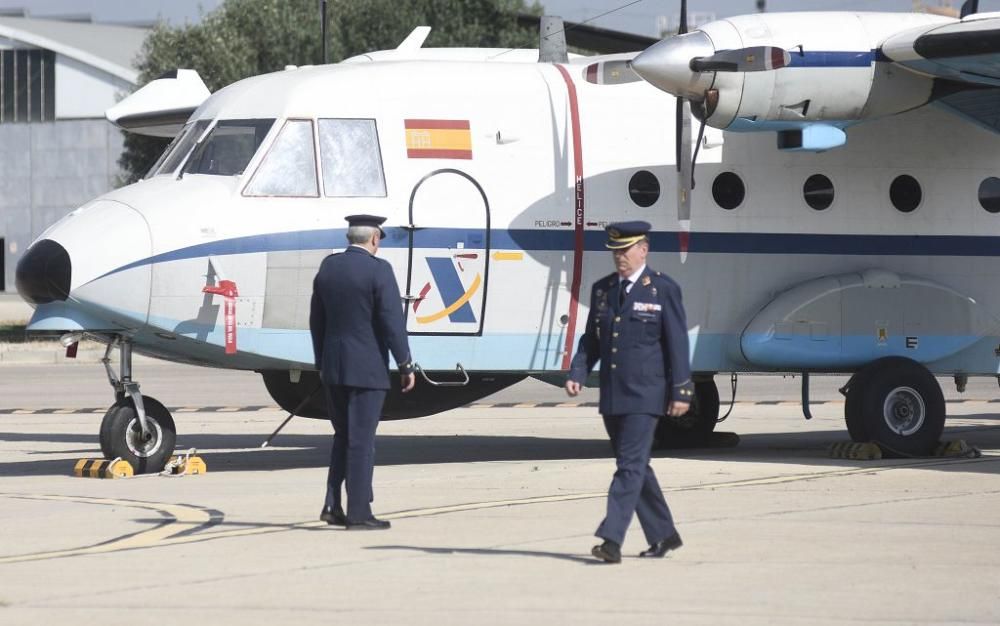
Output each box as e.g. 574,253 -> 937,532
95,227 -> 1000,282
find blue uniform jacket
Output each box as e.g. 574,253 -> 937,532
568,267 -> 694,416
310,246 -> 413,389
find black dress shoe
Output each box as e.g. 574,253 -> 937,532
320,505 -> 347,527
639,532 -> 683,557
346,517 -> 391,530
591,539 -> 622,563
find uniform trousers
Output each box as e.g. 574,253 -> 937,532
324,385 -> 385,522
596,413 -> 676,546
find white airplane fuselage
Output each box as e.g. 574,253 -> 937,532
22,48 -> 1000,382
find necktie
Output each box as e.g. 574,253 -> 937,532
619,279 -> 631,308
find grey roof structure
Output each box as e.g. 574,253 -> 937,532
0,16 -> 149,83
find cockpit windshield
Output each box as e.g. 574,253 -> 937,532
146,119 -> 211,179
181,119 -> 275,176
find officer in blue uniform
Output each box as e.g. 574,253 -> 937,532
310,214 -> 415,530
565,220 -> 694,563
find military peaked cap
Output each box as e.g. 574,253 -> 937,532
345,214 -> 386,237
605,220 -> 651,250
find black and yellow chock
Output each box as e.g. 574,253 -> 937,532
73,458 -> 134,479
828,441 -> 882,460
164,455 -> 207,475
829,439 -> 981,460
932,440 -> 982,458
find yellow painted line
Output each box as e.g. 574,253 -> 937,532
5,457 -> 992,560
492,251 -> 524,261
0,495 -> 214,564
513,403 -> 537,408
416,273 -> 482,324
175,407 -> 200,413
217,407 -> 241,412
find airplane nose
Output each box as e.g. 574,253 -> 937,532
15,239 -> 72,304
631,31 -> 716,99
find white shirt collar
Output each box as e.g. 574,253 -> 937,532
622,265 -> 646,288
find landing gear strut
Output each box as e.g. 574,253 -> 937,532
98,337 -> 176,473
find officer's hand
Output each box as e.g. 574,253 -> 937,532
401,372 -> 416,393
667,401 -> 690,417
565,380 -> 581,397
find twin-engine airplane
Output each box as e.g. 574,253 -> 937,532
14,0 -> 1000,471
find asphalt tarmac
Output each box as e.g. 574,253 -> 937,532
1,361 -> 999,625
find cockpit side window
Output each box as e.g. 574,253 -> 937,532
243,119 -> 319,197
150,119 -> 211,177
182,119 -> 275,177
318,119 -> 386,197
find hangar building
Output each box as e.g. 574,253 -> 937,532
0,13 -> 148,293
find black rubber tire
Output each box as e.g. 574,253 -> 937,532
99,396 -> 176,473
856,358 -> 945,457
655,379 -> 720,448
844,364 -> 879,442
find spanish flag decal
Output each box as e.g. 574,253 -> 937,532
405,119 -> 472,160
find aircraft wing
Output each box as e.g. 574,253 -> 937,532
880,14 -> 1000,86
516,13 -> 659,53
106,69 -> 210,138
880,14 -> 1000,132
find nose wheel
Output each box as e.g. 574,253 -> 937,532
97,337 -> 177,473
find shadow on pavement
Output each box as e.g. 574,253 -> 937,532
366,544 -> 597,564
1,419 -> 998,477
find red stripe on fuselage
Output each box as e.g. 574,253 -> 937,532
404,119 -> 471,130
555,64 -> 586,371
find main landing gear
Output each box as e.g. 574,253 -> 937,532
654,377 -> 720,448
842,357 -> 945,457
98,338 -> 176,473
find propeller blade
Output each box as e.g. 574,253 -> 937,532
677,96 -> 692,223
679,0 -> 688,35
961,0 -> 980,18
690,46 -> 791,73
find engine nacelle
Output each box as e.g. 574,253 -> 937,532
634,12 -> 953,137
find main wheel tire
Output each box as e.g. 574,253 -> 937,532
844,364 -> 879,442
98,396 -> 176,473
655,379 -> 720,448
854,358 -> 945,457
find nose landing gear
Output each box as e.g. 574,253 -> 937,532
97,337 -> 176,473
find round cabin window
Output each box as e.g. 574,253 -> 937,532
712,172 -> 745,210
890,175 -> 922,213
803,174 -> 834,211
628,170 -> 660,208
978,177 -> 1000,214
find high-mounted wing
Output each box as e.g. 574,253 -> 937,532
106,69 -> 210,138
880,14 -> 1000,86
516,13 -> 659,54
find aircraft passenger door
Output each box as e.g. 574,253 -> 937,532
405,169 -> 489,335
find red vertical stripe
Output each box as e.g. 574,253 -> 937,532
555,64 -> 585,371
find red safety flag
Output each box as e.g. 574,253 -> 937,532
202,280 -> 239,354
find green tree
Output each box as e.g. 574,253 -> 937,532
120,0 -> 541,183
